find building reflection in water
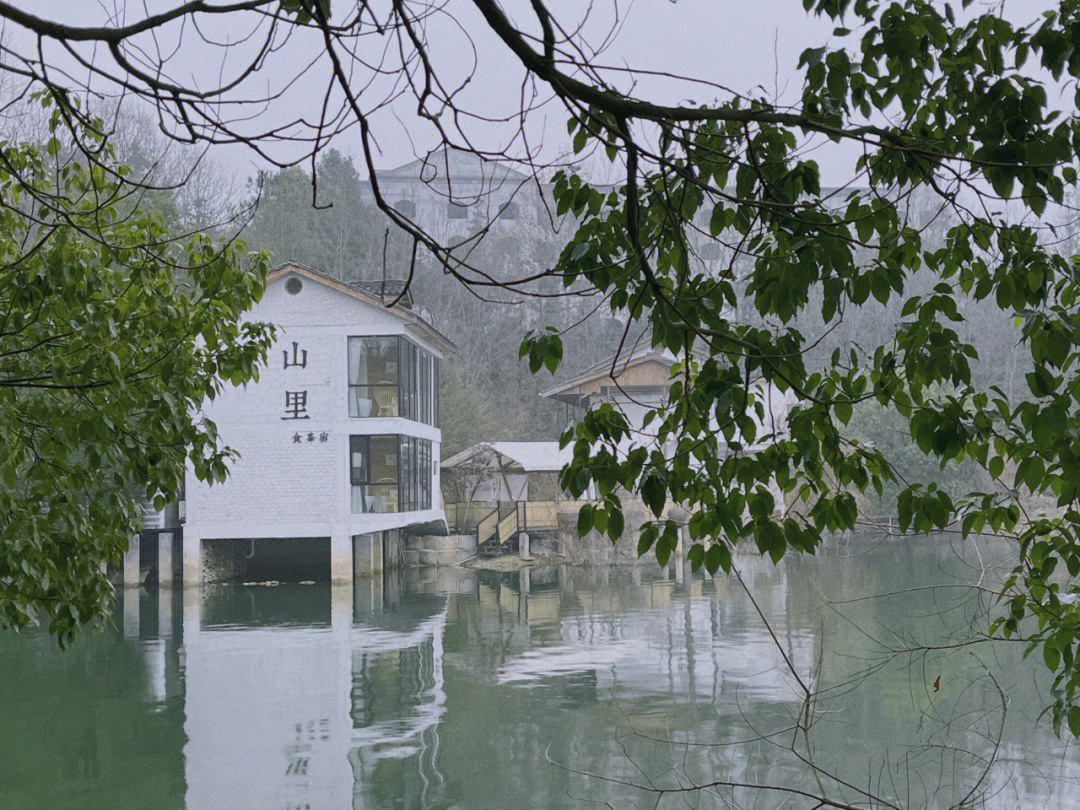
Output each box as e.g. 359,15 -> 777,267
129,557 -> 809,810
94,544 -> 1080,810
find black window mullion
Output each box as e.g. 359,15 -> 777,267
396,337 -> 403,422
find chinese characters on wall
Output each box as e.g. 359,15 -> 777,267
282,341 -> 310,421
293,432 -> 329,444
281,340 -> 327,444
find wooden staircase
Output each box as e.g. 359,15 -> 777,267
475,502 -> 527,555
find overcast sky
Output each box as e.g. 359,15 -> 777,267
13,0 -> 1067,186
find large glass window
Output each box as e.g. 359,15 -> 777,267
348,337 -> 399,417
350,435 -> 432,514
350,435 -> 400,513
419,353 -> 431,425
401,341 -> 417,421
348,336 -> 439,427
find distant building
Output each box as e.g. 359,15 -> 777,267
537,343 -> 798,521
541,344 -> 799,460
182,263 -> 456,584
441,441 -> 573,503
360,147 -> 544,236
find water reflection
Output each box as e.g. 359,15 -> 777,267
2,538 -> 1080,809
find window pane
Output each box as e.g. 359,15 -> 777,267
420,439 -> 431,510
408,344 -> 417,420
399,436 -> 410,511
348,337 -> 399,386
411,437 -> 419,511
349,384 -> 398,418
351,484 -> 398,513
368,436 -> 398,484
350,434 -> 399,513
349,435 -> 368,485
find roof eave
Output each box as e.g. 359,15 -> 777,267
267,262 -> 457,356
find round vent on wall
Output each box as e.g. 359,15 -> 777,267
285,276 -> 303,295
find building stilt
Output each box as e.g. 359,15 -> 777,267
123,534 -> 142,589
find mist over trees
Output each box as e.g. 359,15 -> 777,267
241,147 -> 633,456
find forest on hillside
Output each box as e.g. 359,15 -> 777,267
13,100 -> 1052,517
238,148 -> 1056,517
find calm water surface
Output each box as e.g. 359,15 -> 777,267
3,536 -> 1079,809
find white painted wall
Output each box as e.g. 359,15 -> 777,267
184,270 -> 447,581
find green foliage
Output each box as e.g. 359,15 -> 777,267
244,150 -> 384,282
0,97 -> 273,643
278,0 -> 330,24
536,1 -> 1080,733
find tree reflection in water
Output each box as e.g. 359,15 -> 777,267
0,535 -> 1077,809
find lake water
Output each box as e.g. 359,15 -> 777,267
3,535 -> 1079,809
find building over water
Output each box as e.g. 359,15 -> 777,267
182,263 -> 456,584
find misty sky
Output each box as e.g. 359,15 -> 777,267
13,0 -> 1067,185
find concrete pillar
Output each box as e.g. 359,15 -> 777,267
158,584 -> 174,639
158,531 -> 174,587
182,584 -> 202,636
519,531 -> 532,561
331,534 -> 353,583
331,581 -> 353,638
122,587 -> 139,637
182,532 -> 202,586
123,534 -> 142,589
352,534 -> 376,579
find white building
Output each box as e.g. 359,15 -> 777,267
183,263 -> 456,584
360,147 -> 537,235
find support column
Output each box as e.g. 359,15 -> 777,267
182,532 -> 202,586
158,583 -> 174,639
182,583 -> 202,637
122,586 -> 140,637
518,531 -> 532,561
158,531 -> 174,588
330,534 -> 353,584
123,534 -> 142,589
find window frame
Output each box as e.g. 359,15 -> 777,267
348,336 -> 439,427
349,434 -> 432,514
349,434 -> 401,514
